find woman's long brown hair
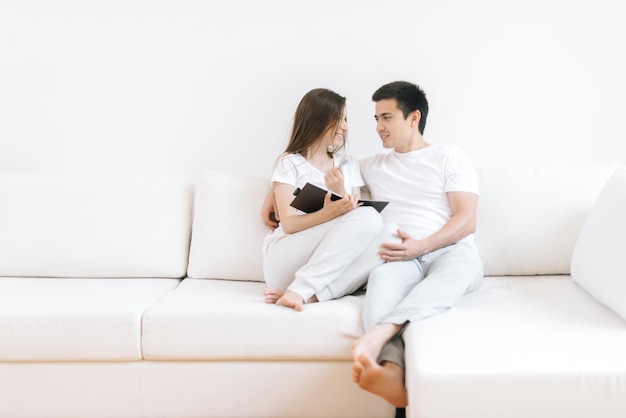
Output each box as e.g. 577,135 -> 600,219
283,88 -> 346,157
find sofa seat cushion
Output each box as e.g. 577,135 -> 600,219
142,278 -> 364,360
0,277 -> 180,361
404,276 -> 626,418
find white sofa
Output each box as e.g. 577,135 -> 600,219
1,165 -> 625,418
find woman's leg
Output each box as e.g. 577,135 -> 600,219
263,219 -> 337,291
285,207 -> 384,303
316,221 -> 400,302
264,207 -> 387,305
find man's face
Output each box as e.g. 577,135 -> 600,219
374,99 -> 415,151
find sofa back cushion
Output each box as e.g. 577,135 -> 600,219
187,171 -> 270,281
571,168 -> 626,320
475,166 -> 618,276
0,173 -> 193,278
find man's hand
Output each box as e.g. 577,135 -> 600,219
379,229 -> 427,262
261,190 -> 279,230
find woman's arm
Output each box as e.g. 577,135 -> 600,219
274,182 -> 358,234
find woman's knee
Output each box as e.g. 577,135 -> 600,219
379,221 -> 400,243
343,206 -> 384,234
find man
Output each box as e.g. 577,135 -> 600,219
351,81 -> 483,407
262,81 -> 483,408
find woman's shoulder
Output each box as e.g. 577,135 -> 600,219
274,152 -> 306,173
277,152 -> 304,164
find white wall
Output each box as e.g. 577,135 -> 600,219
1,0 -> 625,181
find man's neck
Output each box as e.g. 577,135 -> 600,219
394,134 -> 429,153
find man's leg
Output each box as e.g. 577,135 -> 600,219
353,342 -> 408,408
353,260 -> 424,407
372,241 -> 483,370
381,240 -> 483,326
354,241 -> 483,407
361,259 -> 425,331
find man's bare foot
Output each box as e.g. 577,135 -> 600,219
352,323 -> 403,366
354,354 -> 408,407
275,289 -> 305,311
263,288 -> 284,304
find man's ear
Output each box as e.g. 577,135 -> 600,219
411,110 -> 421,127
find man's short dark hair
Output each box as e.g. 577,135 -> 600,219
372,81 -> 429,134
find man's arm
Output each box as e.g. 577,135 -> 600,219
261,189 -> 279,230
379,191 -> 478,261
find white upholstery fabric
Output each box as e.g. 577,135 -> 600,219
0,361 -> 394,418
571,168 -> 626,320
142,361 -> 394,418
0,173 -> 193,278
0,362 -> 144,418
475,166 -> 617,276
187,171 -> 270,281
0,277 -> 180,361
405,276 -> 626,418
142,278 -> 363,360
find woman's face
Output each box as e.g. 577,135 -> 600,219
323,107 -> 348,149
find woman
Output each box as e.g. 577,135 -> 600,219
263,88 -> 397,311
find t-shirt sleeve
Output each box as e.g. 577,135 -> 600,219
344,155 -> 365,189
359,155 -> 375,177
444,146 -> 479,195
270,154 -> 299,188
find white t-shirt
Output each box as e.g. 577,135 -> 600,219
360,144 -> 479,240
264,152 -> 365,248
271,152 -> 364,194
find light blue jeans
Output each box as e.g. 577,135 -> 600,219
362,239 -> 484,368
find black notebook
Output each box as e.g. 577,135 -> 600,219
290,183 -> 389,213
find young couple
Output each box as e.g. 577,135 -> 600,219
261,81 -> 484,408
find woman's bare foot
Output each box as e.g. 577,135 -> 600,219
263,288 -> 284,304
275,289 -> 305,311
354,354 -> 408,407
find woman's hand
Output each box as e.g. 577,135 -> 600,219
273,182 -> 358,234
320,192 -> 359,218
324,167 -> 346,196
